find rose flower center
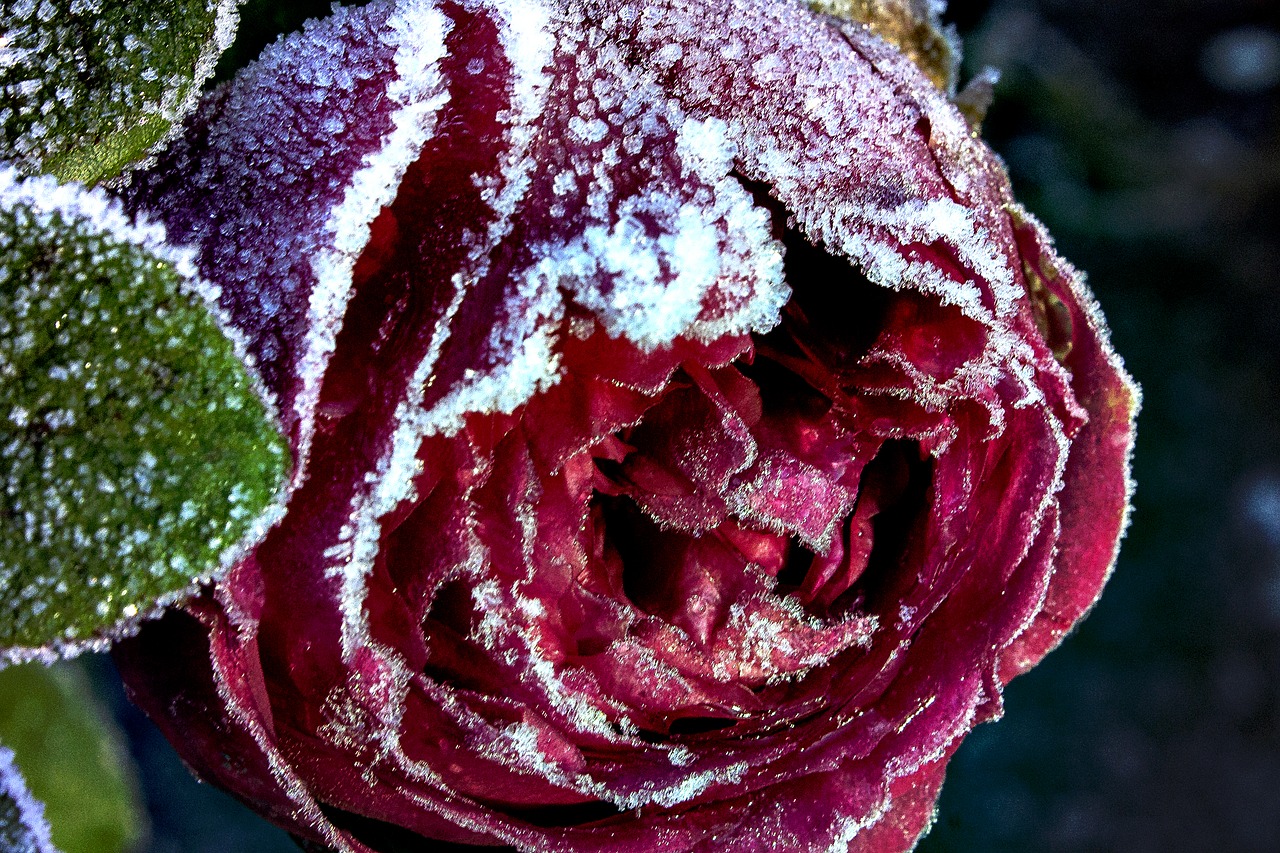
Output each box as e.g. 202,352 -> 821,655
582,227 -> 937,710
403,206 -> 955,744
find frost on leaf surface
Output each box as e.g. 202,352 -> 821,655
0,0 -> 241,184
0,746 -> 55,853
0,169 -> 289,661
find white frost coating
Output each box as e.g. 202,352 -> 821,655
325,0 -> 565,653
615,759 -> 750,810
298,0 -> 452,475
3,0 -> 242,178
879,197 -> 1014,304
0,33 -> 23,70
332,0 -> 558,658
725,454 -> 856,554
1003,204 -> 1141,641
0,746 -> 58,853
469,654 -> 750,810
460,568 -> 742,799
470,572 -> 627,745
133,0 -> 243,178
411,0 -> 560,435
824,795 -> 891,853
554,115 -> 788,350
0,167 -> 194,280
205,637 -> 363,853
667,745 -> 694,766
0,166 -> 272,395
462,572 -> 751,808
323,282 -> 467,655
416,0 -> 559,421
421,322 -> 564,437
473,0 -> 555,153
809,186 -> 1013,323
621,3 -> 1043,419
480,720 -> 584,789
317,641 -> 417,778
0,165 -> 286,474
558,198 -> 719,347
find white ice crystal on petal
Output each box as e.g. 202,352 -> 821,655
302,0 -> 452,477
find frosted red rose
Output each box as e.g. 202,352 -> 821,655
114,1 -> 1137,851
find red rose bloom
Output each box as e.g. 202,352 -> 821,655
115,1 -> 1137,851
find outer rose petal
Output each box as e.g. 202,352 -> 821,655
117,1 -> 1137,851
114,573 -> 375,852
996,209 -> 1139,682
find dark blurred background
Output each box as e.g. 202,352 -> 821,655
84,0 -> 1280,850
924,1 -> 1280,851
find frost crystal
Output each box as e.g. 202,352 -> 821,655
0,746 -> 56,853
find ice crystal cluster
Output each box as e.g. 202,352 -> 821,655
0,0 -> 241,183
106,1 -> 1138,851
0,168 -> 289,660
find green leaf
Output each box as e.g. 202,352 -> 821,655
0,661 -> 142,853
0,0 -> 243,185
0,169 -> 290,661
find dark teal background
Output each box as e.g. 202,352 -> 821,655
93,1 -> 1280,850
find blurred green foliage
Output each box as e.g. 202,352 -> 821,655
0,662 -> 143,853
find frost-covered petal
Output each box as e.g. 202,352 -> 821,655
996,208 -> 1139,681
113,590 -> 373,852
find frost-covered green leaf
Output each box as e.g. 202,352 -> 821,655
0,662 -> 141,853
0,0 -> 242,184
0,169 -> 289,660
0,743 -> 58,853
